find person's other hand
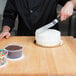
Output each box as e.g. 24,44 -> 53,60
0,31 -> 10,41
58,1 -> 74,21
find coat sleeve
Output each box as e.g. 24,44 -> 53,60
57,0 -> 70,6
2,0 -> 17,31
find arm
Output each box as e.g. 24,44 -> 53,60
0,0 -> 17,40
2,0 -> 17,31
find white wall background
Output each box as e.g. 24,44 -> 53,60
0,0 -> 7,15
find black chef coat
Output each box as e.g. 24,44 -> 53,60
2,0 -> 69,36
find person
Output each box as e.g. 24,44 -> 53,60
0,0 -> 75,40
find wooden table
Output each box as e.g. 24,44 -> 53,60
0,36 -> 76,76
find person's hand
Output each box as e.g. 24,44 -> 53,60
0,31 -> 11,40
58,1 -> 74,21
0,26 -> 11,41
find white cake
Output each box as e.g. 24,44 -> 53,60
35,29 -> 61,47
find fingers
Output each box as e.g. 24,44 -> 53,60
61,14 -> 67,21
57,14 -> 60,18
58,12 -> 71,21
0,32 -> 10,41
0,33 -> 6,40
6,33 -> 10,39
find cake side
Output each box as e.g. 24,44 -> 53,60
35,29 -> 61,47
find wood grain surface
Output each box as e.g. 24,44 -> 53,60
0,36 -> 76,76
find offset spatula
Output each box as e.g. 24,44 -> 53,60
36,17 -> 60,34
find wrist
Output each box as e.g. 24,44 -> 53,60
2,26 -> 10,32
67,1 -> 74,9
3,29 -> 9,32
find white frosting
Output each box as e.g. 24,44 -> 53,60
35,29 -> 61,47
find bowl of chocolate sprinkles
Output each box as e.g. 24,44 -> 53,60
4,44 -> 23,59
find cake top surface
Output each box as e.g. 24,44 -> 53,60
5,45 -> 22,51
